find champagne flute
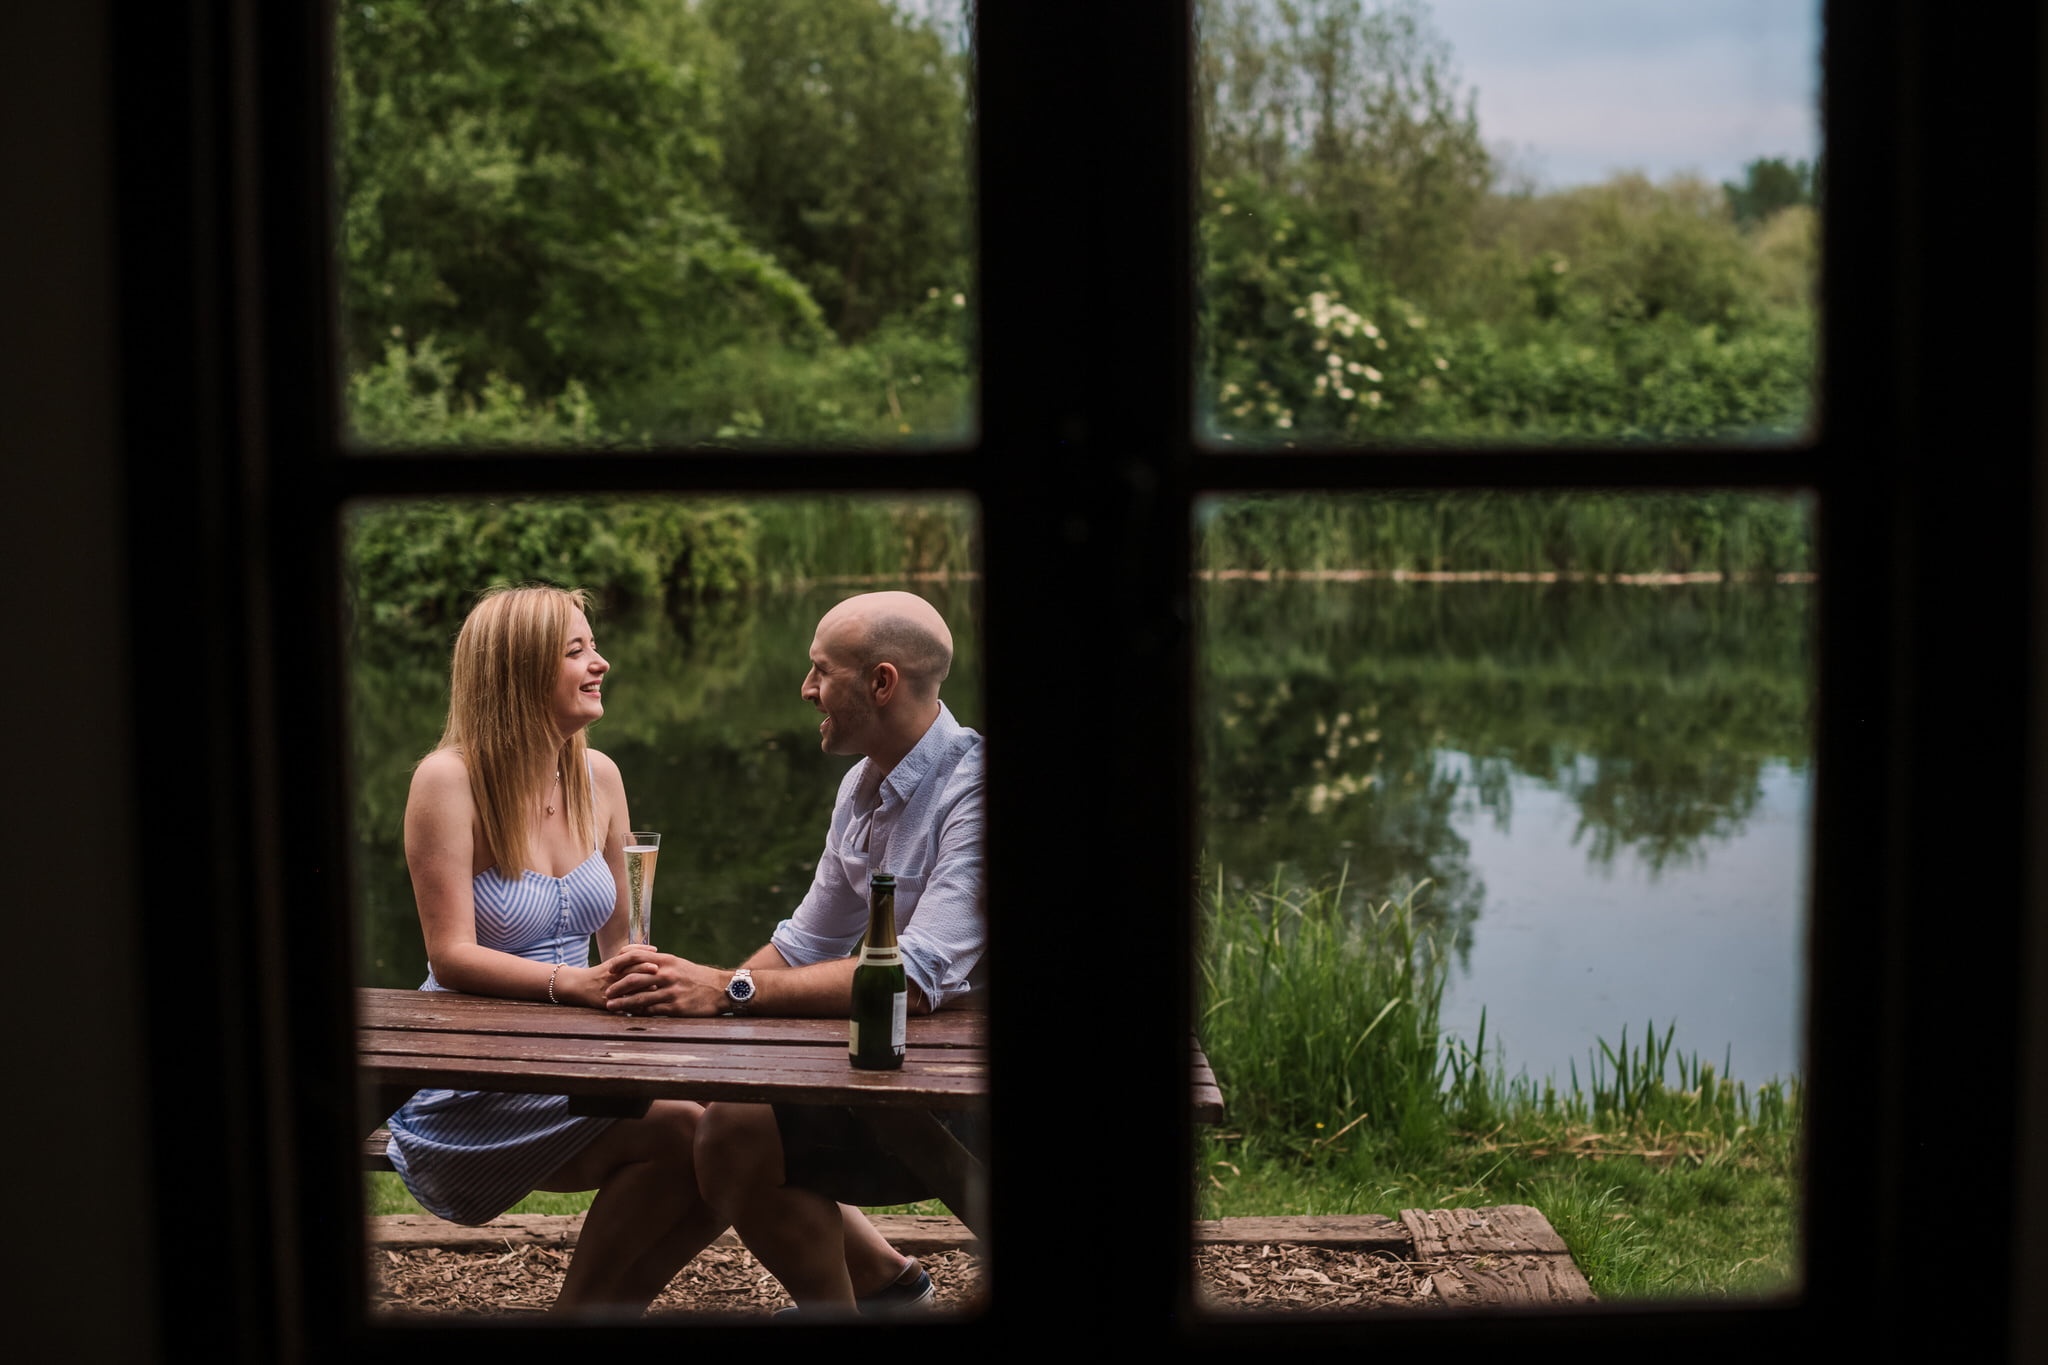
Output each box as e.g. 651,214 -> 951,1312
624,831 -> 660,947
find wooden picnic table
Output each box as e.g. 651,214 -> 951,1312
361,986 -> 1224,1240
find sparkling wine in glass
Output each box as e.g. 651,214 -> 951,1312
624,831 -> 660,947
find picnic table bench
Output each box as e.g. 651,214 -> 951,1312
361,986 -> 1226,1240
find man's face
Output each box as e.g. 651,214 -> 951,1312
801,617 -> 876,757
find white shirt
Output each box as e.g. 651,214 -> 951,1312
770,702 -> 987,1008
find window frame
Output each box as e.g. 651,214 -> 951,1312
115,1 -> 2044,1358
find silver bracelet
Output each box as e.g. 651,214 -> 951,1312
547,963 -> 564,1004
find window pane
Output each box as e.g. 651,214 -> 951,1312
347,493 -> 987,1317
337,1 -> 976,451
1193,491 -> 1810,1311
1196,1 -> 1821,447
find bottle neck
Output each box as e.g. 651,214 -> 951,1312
864,886 -> 899,954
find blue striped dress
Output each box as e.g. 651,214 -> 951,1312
384,816 -> 619,1226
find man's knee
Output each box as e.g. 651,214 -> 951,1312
694,1102 -> 784,1200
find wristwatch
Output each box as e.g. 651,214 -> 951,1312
724,967 -> 756,1015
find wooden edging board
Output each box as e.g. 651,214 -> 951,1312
368,1207 -> 1596,1306
1399,1204 -> 1597,1307
368,1212 -> 1410,1256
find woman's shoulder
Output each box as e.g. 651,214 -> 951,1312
585,746 -> 624,790
409,747 -> 472,801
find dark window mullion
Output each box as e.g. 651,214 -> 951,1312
975,0 -> 1199,1322
326,450 -> 988,500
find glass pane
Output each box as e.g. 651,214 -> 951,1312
337,2 -> 975,451
1193,491 -> 1810,1312
1196,1 -> 1821,446
348,493 -> 988,1318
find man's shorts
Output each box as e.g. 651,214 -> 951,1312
772,1103 -> 989,1208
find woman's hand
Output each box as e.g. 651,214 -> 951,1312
553,962 -> 625,1011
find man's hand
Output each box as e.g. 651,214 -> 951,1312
599,947 -> 733,1017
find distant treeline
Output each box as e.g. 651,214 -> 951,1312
347,496 -> 978,630
348,490 -> 1810,626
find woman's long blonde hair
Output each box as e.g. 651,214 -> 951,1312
436,584 -> 597,880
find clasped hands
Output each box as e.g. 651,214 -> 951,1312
598,943 -> 733,1016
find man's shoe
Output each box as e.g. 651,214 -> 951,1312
859,1258 -> 935,1315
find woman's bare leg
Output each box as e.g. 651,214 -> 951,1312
537,1100 -> 728,1312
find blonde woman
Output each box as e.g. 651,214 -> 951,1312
382,584 -> 723,1311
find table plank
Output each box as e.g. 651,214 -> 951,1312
357,986 -> 986,1049
360,1028 -> 979,1075
362,1046 -> 987,1109
358,990 -> 1225,1121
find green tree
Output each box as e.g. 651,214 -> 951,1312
700,0 -> 972,340
337,0 -> 826,405
1494,174 -> 1765,328
1722,157 -> 1816,228
1197,0 -> 1490,300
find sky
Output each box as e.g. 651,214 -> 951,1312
1421,0 -> 1822,191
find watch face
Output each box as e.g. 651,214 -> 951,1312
730,976 -> 756,1001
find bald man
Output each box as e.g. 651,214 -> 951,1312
602,591 -> 986,1314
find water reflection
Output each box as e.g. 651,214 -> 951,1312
1200,578 -> 1812,1080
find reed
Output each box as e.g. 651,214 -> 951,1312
1196,490 -> 1813,579
1198,872 -> 1460,1162
742,495 -> 977,588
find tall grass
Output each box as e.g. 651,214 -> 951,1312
744,496 -> 977,588
1200,871 -> 1802,1153
1197,491 -> 1813,579
1198,869 -> 1804,1297
1199,872 -> 1459,1161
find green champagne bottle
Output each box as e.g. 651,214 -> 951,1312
850,872 -> 907,1070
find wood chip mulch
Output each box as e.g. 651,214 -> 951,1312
1193,1242 -> 1454,1313
369,1241 -> 1457,1317
369,1244 -> 986,1318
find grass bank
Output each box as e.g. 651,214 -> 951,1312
1197,873 -> 1801,1300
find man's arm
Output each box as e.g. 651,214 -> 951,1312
599,942 -> 931,1017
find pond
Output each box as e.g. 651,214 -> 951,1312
1199,578 -> 1813,1089
353,576 -> 1811,1090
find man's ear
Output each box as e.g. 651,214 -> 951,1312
870,661 -> 901,706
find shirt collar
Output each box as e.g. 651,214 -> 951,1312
868,700 -> 960,809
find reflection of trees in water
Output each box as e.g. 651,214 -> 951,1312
1560,753 -> 1773,875
1203,670 -> 1487,965
1200,579 -> 1812,911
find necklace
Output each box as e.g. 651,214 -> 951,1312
545,769 -> 561,816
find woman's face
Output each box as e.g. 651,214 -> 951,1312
552,608 -> 608,736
